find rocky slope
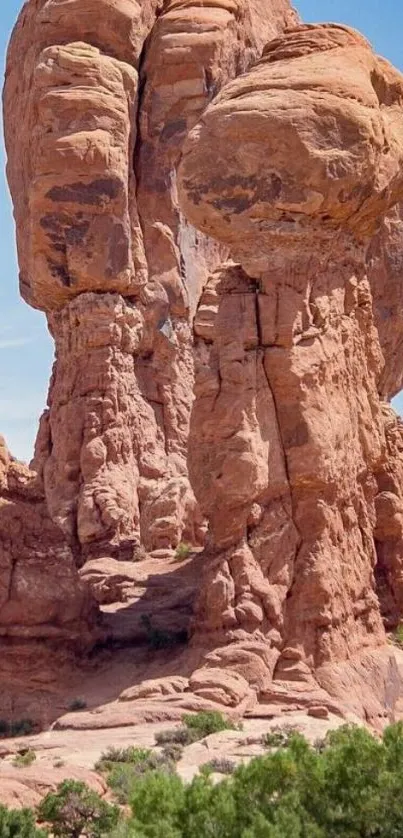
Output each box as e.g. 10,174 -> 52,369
2,3 -> 403,729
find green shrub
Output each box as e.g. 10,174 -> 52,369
174,543 -> 191,561
161,744 -> 184,763
107,764 -> 143,805
0,805 -> 47,838
182,711 -> 239,738
95,746 -> 177,804
4,723 -> 403,838
107,753 -> 176,804
154,728 -> 198,748
263,724 -> 298,749
392,623 -> 403,649
117,723 -> 403,838
154,712 -> 239,751
38,780 -> 119,838
0,719 -> 35,739
202,757 -> 236,775
126,771 -> 185,837
95,747 -> 152,772
11,719 -> 35,738
13,750 -> 36,768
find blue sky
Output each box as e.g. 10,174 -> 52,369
0,0 -> 402,461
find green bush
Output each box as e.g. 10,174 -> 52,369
95,748 -> 176,804
161,744 -> 184,763
5,724 -> 403,838
107,755 -> 176,805
182,711 -> 239,738
38,780 -> 119,838
13,750 -> 36,768
95,747 -> 153,772
154,712 -> 238,750
202,758 -> 236,775
125,771 -> 185,838
117,723 -> 403,838
154,728 -> 198,748
10,720 -> 35,738
0,805 -> 46,838
263,724 -> 298,749
0,719 -> 35,739
174,544 -> 191,561
392,623 -> 403,649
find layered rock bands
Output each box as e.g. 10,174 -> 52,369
4,6 -> 403,721
1,0 -> 296,633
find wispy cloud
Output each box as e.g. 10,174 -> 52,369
0,337 -> 32,350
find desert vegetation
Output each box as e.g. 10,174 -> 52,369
4,719 -> 403,837
0,718 -> 35,738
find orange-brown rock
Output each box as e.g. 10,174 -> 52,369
177,24 -> 403,721
0,437 -> 93,639
369,206 -> 403,400
4,0 -> 297,558
5,2 -> 403,729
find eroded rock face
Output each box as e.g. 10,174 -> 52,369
4,0 -> 297,558
177,24 -> 403,721
369,206 -> 403,400
0,437 -> 93,639
5,4 -> 403,725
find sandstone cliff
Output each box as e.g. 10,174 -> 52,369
0,436 -> 93,640
177,24 -> 403,721
4,0 -> 297,564
0,0 -> 296,641
3,5 -> 403,725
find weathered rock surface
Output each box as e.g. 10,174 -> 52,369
0,437 -> 93,639
369,206 -> 403,400
4,1 -> 403,731
0,712 -> 346,808
4,0 -> 297,559
177,24 -> 403,721
0,0 -> 297,651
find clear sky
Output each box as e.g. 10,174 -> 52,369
0,0 -> 402,461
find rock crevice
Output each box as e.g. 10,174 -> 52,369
177,24 -> 403,720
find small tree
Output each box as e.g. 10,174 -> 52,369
0,805 -> 47,838
38,780 -> 119,838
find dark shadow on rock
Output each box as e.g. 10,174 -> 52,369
0,552 -> 206,731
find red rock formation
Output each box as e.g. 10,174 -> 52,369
177,24 -> 403,721
4,2 -> 403,727
3,0 -> 297,560
369,206 -> 403,401
0,437 -> 93,639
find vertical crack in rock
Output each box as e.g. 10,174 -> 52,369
177,23 -> 403,722
254,283 -> 303,548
